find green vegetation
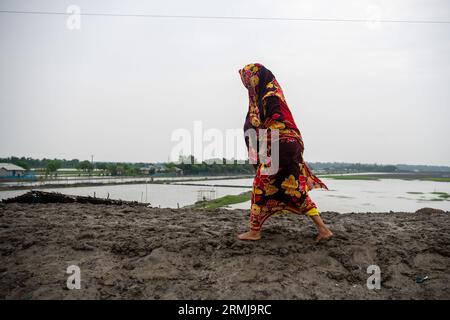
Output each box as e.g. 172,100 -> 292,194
311,162 -> 450,173
2,156 -> 450,180
174,160 -> 254,175
77,160 -> 94,173
424,177 -> 450,182
410,191 -> 450,202
188,191 -> 251,209
0,156 -> 254,177
321,174 -> 450,182
430,192 -> 450,199
320,175 -> 380,181
45,160 -> 61,177
1,157 -> 80,170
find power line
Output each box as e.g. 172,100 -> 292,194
0,10 -> 449,24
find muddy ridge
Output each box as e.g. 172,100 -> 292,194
0,202 -> 449,299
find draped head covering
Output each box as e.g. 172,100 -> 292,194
239,63 -> 286,129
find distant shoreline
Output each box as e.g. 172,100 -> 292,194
0,175 -> 254,191
1,172 -> 450,192
321,172 -> 450,182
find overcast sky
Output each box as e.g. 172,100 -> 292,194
1,0 -> 449,165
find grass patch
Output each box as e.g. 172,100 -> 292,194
320,175 -> 380,181
415,192 -> 450,202
188,191 -> 251,209
424,177 -> 450,182
320,174 -> 450,182
430,192 -> 450,199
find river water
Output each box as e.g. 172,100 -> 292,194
1,177 -> 449,212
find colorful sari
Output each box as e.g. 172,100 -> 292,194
239,63 -> 328,231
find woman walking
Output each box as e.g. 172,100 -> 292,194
237,63 -> 333,242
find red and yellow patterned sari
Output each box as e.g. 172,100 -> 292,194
239,63 -> 328,231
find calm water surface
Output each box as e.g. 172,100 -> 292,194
1,178 -> 450,212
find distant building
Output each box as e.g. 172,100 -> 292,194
139,164 -> 183,176
139,166 -> 155,175
174,167 -> 183,176
0,163 -> 26,177
153,164 -> 167,173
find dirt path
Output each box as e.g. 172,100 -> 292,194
0,203 -> 449,299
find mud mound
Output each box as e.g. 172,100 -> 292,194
415,207 -> 446,214
2,190 -> 148,207
0,203 -> 449,299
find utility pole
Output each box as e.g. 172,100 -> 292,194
91,154 -> 94,177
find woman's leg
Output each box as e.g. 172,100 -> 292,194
238,209 -> 333,242
305,208 -> 333,242
238,166 -> 266,240
237,205 -> 266,240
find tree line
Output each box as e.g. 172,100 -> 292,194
3,156 -> 449,176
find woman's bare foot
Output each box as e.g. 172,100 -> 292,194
316,227 -> 333,243
309,215 -> 333,243
237,230 -> 261,241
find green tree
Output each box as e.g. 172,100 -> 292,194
46,160 -> 61,177
77,160 -> 94,174
15,160 -> 29,171
107,163 -> 119,176
96,163 -> 108,175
